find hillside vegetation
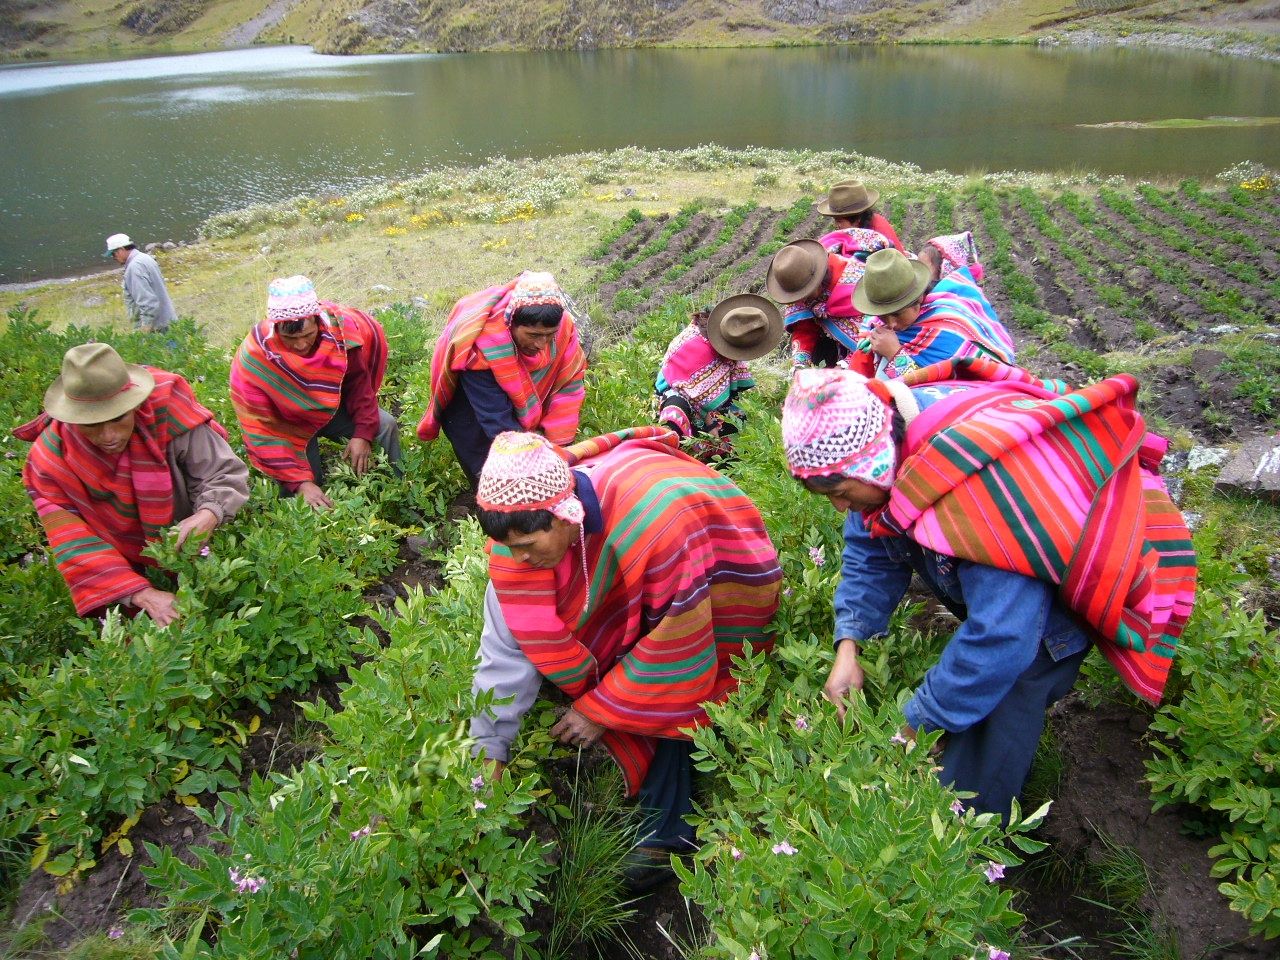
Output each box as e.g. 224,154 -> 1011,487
2,0 -> 1278,60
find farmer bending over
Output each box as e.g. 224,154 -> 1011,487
230,276 -> 400,510
469,428 -> 781,888
417,271 -> 587,487
781,362 -> 1196,819
17,343 -> 249,625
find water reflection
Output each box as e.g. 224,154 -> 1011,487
2,44 -> 1277,281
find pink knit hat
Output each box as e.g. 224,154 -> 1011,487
267,275 -> 322,323
504,271 -> 567,325
781,369 -> 897,489
476,431 -> 585,524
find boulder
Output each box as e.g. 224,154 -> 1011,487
1214,436 -> 1280,503
370,284 -> 393,294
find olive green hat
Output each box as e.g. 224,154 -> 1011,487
851,249 -> 932,317
44,343 -> 154,425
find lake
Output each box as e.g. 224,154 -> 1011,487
2,43 -> 1277,282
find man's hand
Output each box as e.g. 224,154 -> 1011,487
131,586 -> 180,627
867,325 -> 902,360
485,758 -> 507,782
297,480 -> 333,511
342,437 -> 373,475
551,708 -> 606,748
174,508 -> 218,547
824,638 -> 866,721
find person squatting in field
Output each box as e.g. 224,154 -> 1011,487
653,294 -> 783,461
814,179 -> 906,256
16,343 -> 249,626
417,271 -> 587,487
781,361 -> 1197,819
230,275 -> 401,511
767,236 -> 892,370
468,428 -> 781,888
846,242 -> 1015,381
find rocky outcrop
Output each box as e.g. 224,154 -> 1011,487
121,0 -> 214,36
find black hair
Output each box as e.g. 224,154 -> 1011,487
121,244 -> 137,252
849,209 -> 876,229
277,317 -> 316,336
510,304 -> 563,328
477,507 -> 556,542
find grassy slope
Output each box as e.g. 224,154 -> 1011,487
4,0 -> 1278,61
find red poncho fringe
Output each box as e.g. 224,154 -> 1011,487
867,358 -> 1196,703
488,427 -> 781,793
16,371 -> 225,615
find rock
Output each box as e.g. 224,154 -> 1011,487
1186,446 -> 1229,472
81,295 -> 105,307
622,186 -> 636,197
370,284 -> 392,294
260,245 -> 272,255
182,827 -> 194,841
163,241 -> 177,250
410,295 -> 430,311
1214,436 -> 1280,503
1209,324 -> 1241,335
1164,475 -> 1184,505
144,242 -> 159,253
1183,511 -> 1202,531
404,535 -> 433,559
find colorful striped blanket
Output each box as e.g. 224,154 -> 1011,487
17,371 -> 224,615
654,321 -> 753,416
867,358 -> 1196,703
416,280 -> 586,445
851,266 -> 1013,380
230,301 -> 387,485
487,426 -> 781,793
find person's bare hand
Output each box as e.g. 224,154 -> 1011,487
131,586 -> 180,626
486,758 -> 507,782
551,708 -> 606,748
342,437 -> 373,475
824,639 -> 866,721
174,508 -> 218,547
297,481 -> 333,511
868,325 -> 902,360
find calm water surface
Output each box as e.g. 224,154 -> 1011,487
2,44 -> 1277,282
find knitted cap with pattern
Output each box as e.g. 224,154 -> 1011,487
504,271 -> 567,324
781,369 -> 897,489
267,275 -> 322,323
476,431 -> 585,524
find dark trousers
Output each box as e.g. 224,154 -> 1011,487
939,641 -> 1089,821
439,395 -> 493,488
636,738 -> 697,851
302,403 -> 402,485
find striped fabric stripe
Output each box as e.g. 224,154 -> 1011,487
17,371 -> 226,615
416,280 -> 587,445
869,357 -> 1196,703
230,302 -> 387,484
488,428 -> 781,793
655,321 -> 754,417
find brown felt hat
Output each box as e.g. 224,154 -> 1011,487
705,294 -> 784,362
814,180 -> 880,217
766,239 -> 829,304
851,249 -> 933,317
44,343 -> 154,425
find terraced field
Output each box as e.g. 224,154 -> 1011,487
591,184 -> 1280,440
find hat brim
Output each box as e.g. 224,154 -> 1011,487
706,294 -> 785,362
851,259 -> 933,317
766,239 -> 829,304
813,188 -> 880,217
44,365 -> 155,425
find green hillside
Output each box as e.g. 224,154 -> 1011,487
2,0 -> 1278,61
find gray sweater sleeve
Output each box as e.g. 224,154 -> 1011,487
470,581 -> 542,762
123,254 -> 176,329
167,424 -> 251,524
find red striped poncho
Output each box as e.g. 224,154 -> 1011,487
867,358 -> 1196,703
416,280 -> 586,445
230,302 -> 387,485
488,427 -> 781,793
16,371 -> 226,615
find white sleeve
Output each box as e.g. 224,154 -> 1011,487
469,581 -> 542,762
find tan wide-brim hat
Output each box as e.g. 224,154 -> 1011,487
814,180 -> 880,217
44,343 -> 155,425
706,294 -> 784,362
851,248 -> 933,317
766,239 -> 829,304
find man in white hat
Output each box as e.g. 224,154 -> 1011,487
16,343 -> 249,624
106,232 -> 177,333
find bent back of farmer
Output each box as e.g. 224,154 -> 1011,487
417,271 -> 587,487
468,428 -> 781,877
17,343 -> 249,625
782,362 -> 1196,820
230,276 -> 400,511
